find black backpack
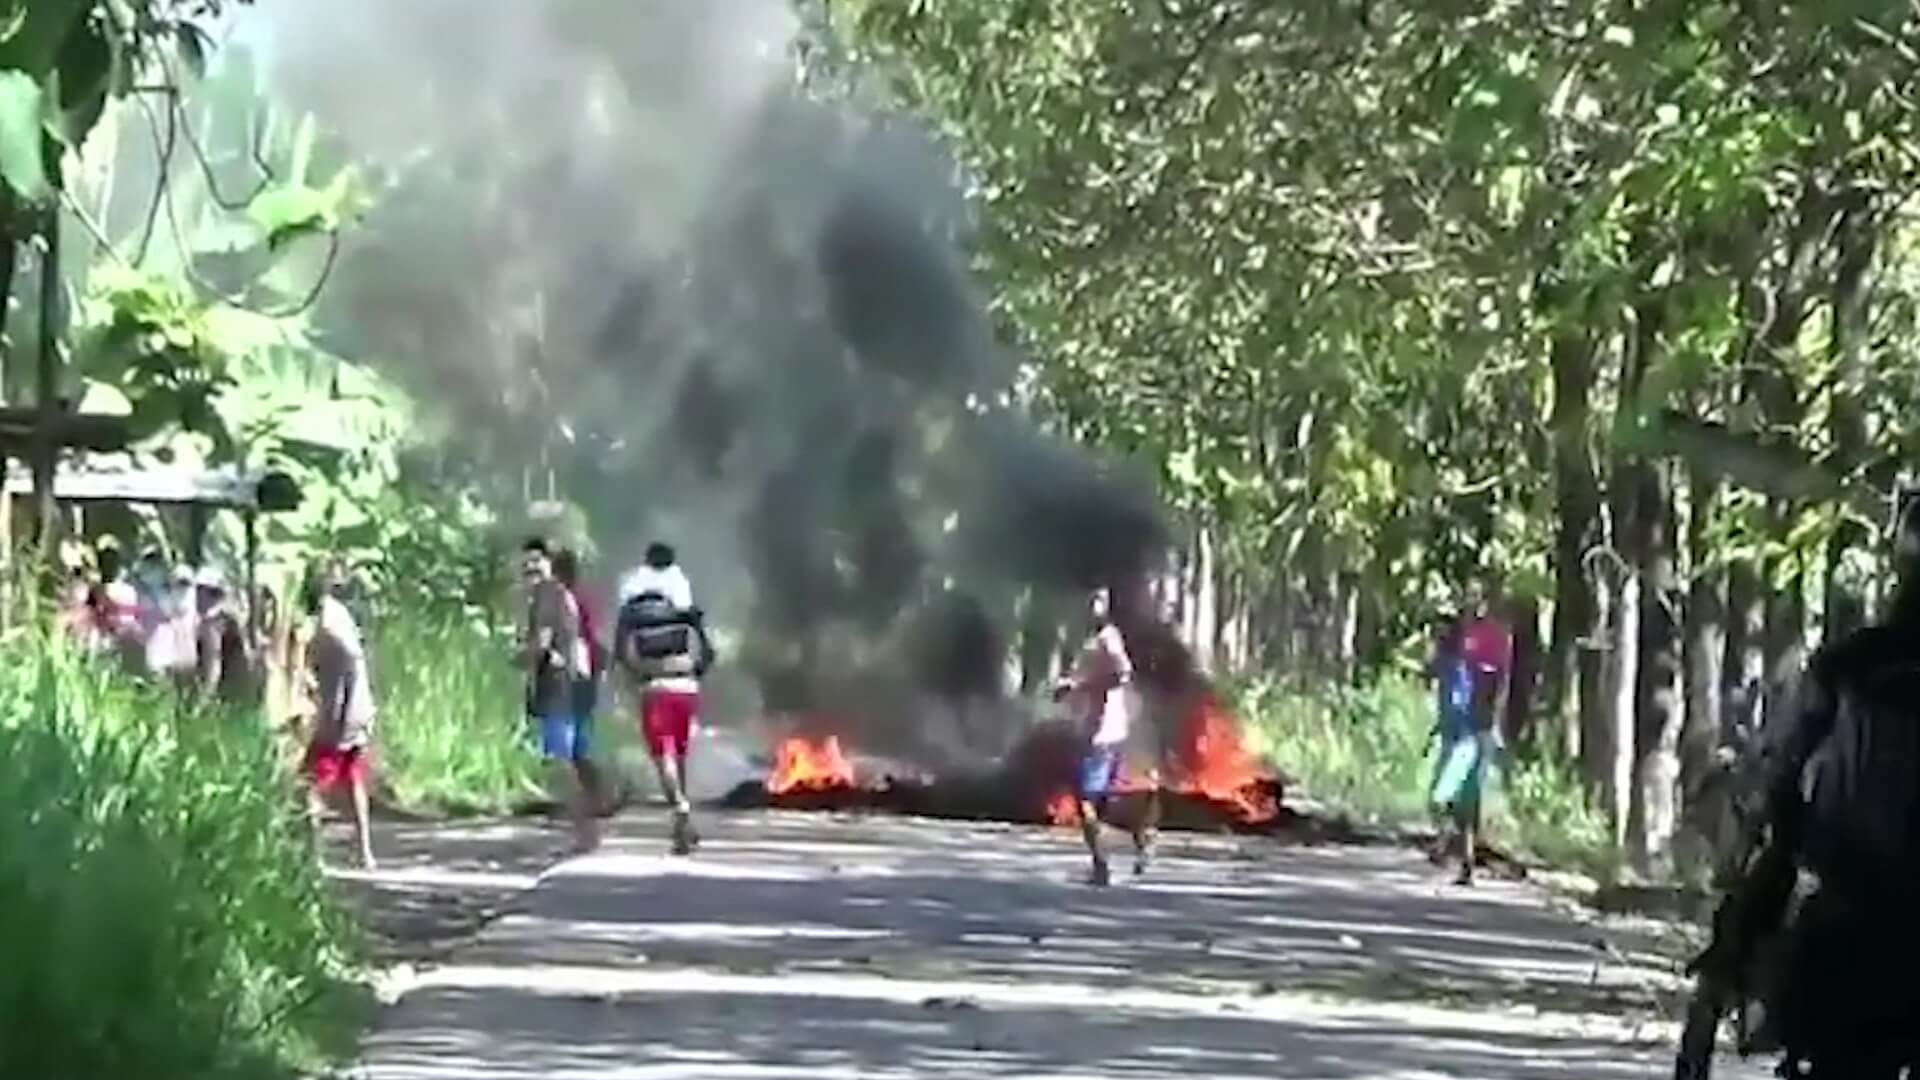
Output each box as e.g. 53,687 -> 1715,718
1801,632 -> 1920,898
617,591 -> 701,678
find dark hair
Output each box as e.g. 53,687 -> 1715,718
97,546 -> 123,579
553,547 -> 581,585
644,541 -> 674,569
522,536 -> 551,556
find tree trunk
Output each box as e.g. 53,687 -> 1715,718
1547,330 -> 1602,766
1191,522 -> 1219,673
1678,471 -> 1725,879
1632,460 -> 1684,875
1333,570 -> 1359,682
1504,595 -> 1542,751
1723,559 -> 1766,737
1602,555 -> 1639,848
1822,188 -> 1874,641
1762,547 -> 1806,731
1017,588 -> 1063,696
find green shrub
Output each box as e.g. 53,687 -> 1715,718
1236,673 -> 1612,874
0,632 -> 360,1079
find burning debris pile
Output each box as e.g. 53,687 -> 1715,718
723,691 -> 1298,835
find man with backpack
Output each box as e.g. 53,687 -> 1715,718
1677,492 -> 1920,1079
615,541 -> 715,856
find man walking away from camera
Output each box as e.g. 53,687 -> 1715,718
302,570 -> 377,870
518,539 -> 599,854
616,541 -> 714,856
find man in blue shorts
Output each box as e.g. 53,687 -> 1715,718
1057,588 -> 1149,887
517,538 -> 598,853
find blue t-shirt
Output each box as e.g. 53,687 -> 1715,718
1436,654 -> 1476,743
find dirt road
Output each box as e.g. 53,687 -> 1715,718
339,810 -> 1765,1079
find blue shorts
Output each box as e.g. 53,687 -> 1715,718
534,711 -> 591,760
1078,745 -> 1123,799
1431,733 -> 1487,821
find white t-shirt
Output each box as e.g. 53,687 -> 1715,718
618,564 -> 693,608
309,596 -> 376,747
1072,624 -> 1135,747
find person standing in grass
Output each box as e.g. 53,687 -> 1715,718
518,538 -> 599,853
553,547 -> 609,817
1428,581 -> 1511,886
615,541 -> 714,856
302,569 -> 377,870
1055,586 -> 1149,888
193,567 -> 254,705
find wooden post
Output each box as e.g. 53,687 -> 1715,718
244,510 -> 259,640
186,504 -> 209,567
29,207 -> 60,556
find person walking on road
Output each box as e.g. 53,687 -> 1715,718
615,541 -> 714,856
302,568 -> 377,870
518,538 -> 599,854
553,547 -> 610,816
1056,587 -> 1150,887
1428,581 -> 1511,886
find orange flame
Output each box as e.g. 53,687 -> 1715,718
1167,693 -> 1278,822
1044,791 -> 1079,826
766,735 -> 856,795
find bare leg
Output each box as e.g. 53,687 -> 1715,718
347,775 -> 376,870
550,758 -> 598,853
1078,797 -> 1110,886
1456,796 -> 1479,885
306,789 -> 329,867
653,752 -> 696,854
1132,786 -> 1160,875
574,757 -> 606,816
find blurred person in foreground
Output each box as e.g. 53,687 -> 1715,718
302,568 -> 377,870
1678,491 -> 1920,1080
517,538 -> 599,853
1055,587 -> 1151,887
615,541 -> 714,856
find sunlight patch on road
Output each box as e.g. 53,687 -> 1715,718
392,961 -> 1679,1045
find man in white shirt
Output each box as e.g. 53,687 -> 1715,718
615,541 -> 714,855
1055,587 -> 1149,887
303,570 -> 377,869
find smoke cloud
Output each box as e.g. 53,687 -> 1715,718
254,0 -> 1168,764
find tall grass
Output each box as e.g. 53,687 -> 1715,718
0,630 -> 361,1079
366,609 -> 544,814
1236,674 -> 1614,875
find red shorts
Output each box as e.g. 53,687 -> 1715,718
640,688 -> 699,760
305,743 -> 370,791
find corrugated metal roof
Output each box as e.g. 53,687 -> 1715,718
3,460 -> 273,509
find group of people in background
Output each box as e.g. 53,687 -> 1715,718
516,537 -> 714,857
58,539 -> 256,702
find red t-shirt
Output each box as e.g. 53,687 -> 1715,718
569,586 -> 605,677
1458,616 -> 1512,678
